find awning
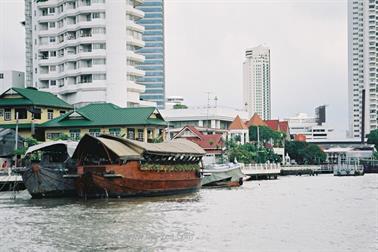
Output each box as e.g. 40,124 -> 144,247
97,137 -> 140,160
100,135 -> 206,156
25,140 -> 78,157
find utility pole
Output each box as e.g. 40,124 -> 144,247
257,126 -> 260,147
14,112 -> 19,168
205,92 -> 211,132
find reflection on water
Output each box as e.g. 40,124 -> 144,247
0,174 -> 377,252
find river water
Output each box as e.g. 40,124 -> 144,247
0,174 -> 377,252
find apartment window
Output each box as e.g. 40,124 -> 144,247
137,129 -> 144,141
35,68 -> 37,74
92,27 -> 106,34
50,80 -> 56,86
0,73 -> 3,79
47,133 -> 62,140
49,7 -> 55,14
109,128 -> 121,137
15,108 -> 27,120
89,128 -> 101,137
93,43 -> 106,50
0,109 -> 3,117
93,74 -> 106,80
69,129 -> 81,140
4,109 -> 11,121
50,51 -> 56,57
127,128 -> 135,139
50,37 -> 56,43
50,66 -> 56,71
60,110 -> 66,115
93,59 -> 106,65
49,22 -> 55,28
92,13 -> 100,19
47,110 -> 54,120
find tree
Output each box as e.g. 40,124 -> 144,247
285,141 -> 326,165
249,126 -> 284,146
173,104 -> 188,109
227,142 -> 280,164
367,129 -> 378,150
13,137 -> 38,156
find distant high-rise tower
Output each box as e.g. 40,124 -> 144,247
24,0 -> 155,108
243,45 -> 271,120
348,0 -> 377,138
137,0 -> 165,109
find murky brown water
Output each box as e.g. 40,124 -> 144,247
0,174 -> 377,252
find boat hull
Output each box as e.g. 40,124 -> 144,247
20,166 -> 76,199
76,161 -> 201,198
201,164 -> 245,187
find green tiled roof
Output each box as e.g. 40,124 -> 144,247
0,88 -> 72,109
41,103 -> 167,128
0,123 -> 36,129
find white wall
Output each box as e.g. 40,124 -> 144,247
0,70 -> 25,93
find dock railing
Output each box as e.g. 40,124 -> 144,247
240,163 -> 281,179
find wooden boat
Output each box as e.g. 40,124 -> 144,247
72,134 -> 205,198
201,163 -> 244,187
17,141 -> 78,198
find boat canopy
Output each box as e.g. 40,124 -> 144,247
72,134 -> 206,165
25,141 -> 78,157
100,134 -> 206,156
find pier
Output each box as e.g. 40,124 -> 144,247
280,165 -> 333,176
241,163 -> 281,180
0,174 -> 24,192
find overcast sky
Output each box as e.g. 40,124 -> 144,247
0,0 -> 348,134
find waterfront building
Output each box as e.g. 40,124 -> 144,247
285,112 -> 334,141
0,70 -> 25,94
246,113 -> 289,137
228,115 -> 249,144
41,103 -> 167,142
348,0 -> 377,138
243,45 -> 271,120
136,0 -> 165,108
161,106 -> 249,139
165,96 -> 184,109
25,0 -> 154,107
0,87 -> 72,139
173,125 -> 224,164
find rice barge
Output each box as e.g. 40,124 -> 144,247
72,134 -> 205,198
16,141 -> 78,198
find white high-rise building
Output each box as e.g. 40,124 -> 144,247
25,0 -> 154,107
243,45 -> 271,120
348,0 -> 377,138
0,70 -> 25,93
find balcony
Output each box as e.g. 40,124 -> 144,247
127,81 -> 145,93
126,5 -> 144,19
127,66 -> 144,77
128,20 -> 144,33
127,51 -> 145,63
127,36 -> 145,48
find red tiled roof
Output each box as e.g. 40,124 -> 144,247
229,115 -> 247,130
246,113 -> 267,127
174,125 -> 224,151
264,120 -> 280,131
279,121 -> 289,133
294,134 -> 306,142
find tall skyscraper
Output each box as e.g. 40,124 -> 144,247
348,0 -> 377,138
136,0 -> 165,109
24,0 -> 154,108
243,45 -> 271,120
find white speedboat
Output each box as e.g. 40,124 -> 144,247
201,163 -> 245,187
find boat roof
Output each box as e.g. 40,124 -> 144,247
25,140 -> 78,157
100,134 -> 206,156
97,137 -> 140,160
